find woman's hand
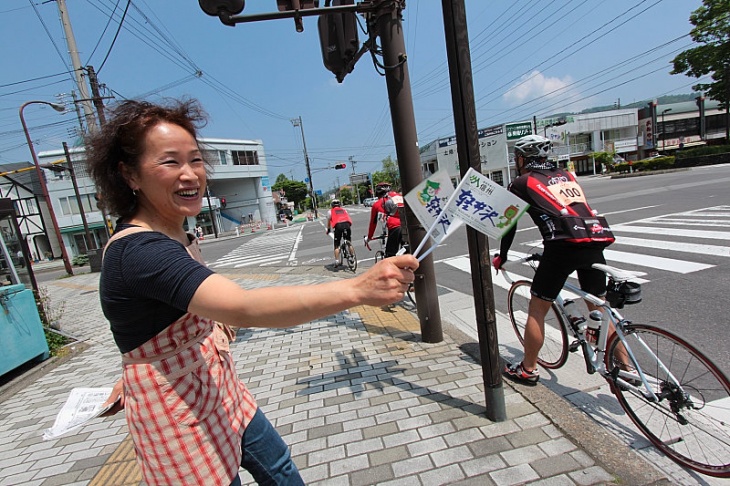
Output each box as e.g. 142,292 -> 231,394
100,378 -> 125,417
351,254 -> 418,307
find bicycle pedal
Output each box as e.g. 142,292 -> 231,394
568,340 -> 580,352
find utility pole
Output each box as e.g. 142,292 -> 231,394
292,116 -> 318,218
56,0 -> 97,132
86,66 -> 113,238
62,143 -> 95,251
87,66 -> 107,126
349,156 -> 361,205
442,0 -> 505,421
376,1 -> 443,343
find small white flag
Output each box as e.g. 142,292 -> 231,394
442,167 -> 529,240
404,170 -> 464,255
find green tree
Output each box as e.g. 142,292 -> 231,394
371,155 -> 401,189
338,187 -> 354,205
274,173 -> 289,186
273,179 -> 308,209
671,0 -> 730,138
591,151 -> 615,172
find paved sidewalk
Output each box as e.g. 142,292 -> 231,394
0,265 -> 687,486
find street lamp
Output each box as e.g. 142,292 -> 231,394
19,100 -> 74,276
660,108 -> 672,151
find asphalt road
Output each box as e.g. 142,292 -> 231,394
199,164 -> 730,375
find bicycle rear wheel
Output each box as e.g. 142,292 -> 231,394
345,241 -> 357,272
607,324 -> 730,477
374,250 -> 385,263
507,280 -> 569,369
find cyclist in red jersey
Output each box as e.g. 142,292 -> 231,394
367,182 -> 404,257
326,199 -> 353,267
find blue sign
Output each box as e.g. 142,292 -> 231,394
305,177 -> 310,183
315,190 -> 322,195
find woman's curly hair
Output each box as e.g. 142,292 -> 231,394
85,98 -> 208,219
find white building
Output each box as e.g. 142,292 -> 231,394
420,120 -> 534,187
421,109 -> 645,181
28,137 -> 276,260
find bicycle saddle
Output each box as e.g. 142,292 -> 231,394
591,263 -> 646,282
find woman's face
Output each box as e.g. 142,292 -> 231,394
126,122 -> 206,222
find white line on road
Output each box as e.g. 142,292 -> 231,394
612,225 -> 730,241
614,236 -> 730,257
603,248 -> 712,273
289,225 -> 304,262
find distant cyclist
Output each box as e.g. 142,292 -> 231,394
367,182 -> 404,257
494,134 -> 615,386
326,199 -> 353,267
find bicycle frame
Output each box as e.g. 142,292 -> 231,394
503,255 -> 680,403
554,283 -> 665,401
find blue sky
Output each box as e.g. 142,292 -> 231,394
0,0 -> 705,193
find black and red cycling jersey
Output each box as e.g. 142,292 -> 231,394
500,167 -> 614,258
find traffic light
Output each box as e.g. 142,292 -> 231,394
198,0 -> 245,17
220,197 -> 227,209
334,163 -> 347,170
318,0 -> 360,82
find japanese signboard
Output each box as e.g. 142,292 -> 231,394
505,122 -> 533,140
478,124 -> 507,167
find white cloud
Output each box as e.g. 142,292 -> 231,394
502,70 -> 597,113
503,70 -> 572,103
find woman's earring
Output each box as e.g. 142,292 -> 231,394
132,189 -> 138,197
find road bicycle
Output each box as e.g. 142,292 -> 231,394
338,235 -> 357,272
500,253 -> 730,478
363,232 -> 415,306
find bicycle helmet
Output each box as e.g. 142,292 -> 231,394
514,134 -> 552,159
330,199 -> 341,208
375,182 -> 391,198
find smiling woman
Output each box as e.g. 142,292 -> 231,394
83,98 -> 419,486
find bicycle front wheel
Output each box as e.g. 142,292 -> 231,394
507,280 -> 568,369
345,241 -> 357,272
607,324 -> 730,477
374,251 -> 385,263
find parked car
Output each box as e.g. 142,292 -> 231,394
363,197 -> 378,207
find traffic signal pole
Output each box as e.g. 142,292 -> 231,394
375,2 -> 443,343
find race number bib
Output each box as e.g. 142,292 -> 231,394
547,181 -> 587,206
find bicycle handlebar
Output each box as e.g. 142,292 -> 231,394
363,234 -> 386,252
498,253 -> 541,270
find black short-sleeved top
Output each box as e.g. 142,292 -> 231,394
100,223 -> 214,353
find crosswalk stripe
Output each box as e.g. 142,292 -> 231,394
612,225 -> 730,241
210,229 -> 301,268
603,248 -> 712,273
613,236 -> 730,258
233,255 -> 285,268
438,254 -> 587,299
521,238 -> 709,274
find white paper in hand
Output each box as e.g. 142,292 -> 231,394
43,387 -> 116,440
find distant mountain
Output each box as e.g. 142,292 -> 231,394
580,93 -> 702,114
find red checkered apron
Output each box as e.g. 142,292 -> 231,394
106,228 -> 257,485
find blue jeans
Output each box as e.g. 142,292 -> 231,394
229,408 -> 304,486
